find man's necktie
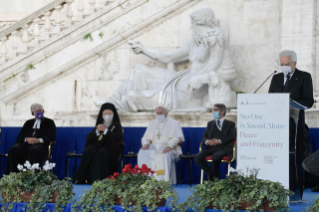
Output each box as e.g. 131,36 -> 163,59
283,74 -> 290,92
217,120 -> 220,128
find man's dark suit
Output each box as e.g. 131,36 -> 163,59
269,68 -> 314,199
194,119 -> 236,178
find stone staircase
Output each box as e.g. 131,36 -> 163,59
0,0 -> 202,105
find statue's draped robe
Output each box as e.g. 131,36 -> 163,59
72,122 -> 123,184
5,117 -> 56,174
138,118 -> 184,184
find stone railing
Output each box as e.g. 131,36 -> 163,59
0,0 -> 113,63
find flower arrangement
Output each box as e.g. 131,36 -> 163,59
178,166 -> 293,212
0,160 -> 74,212
73,164 -> 179,212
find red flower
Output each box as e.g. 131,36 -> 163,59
151,170 -> 155,174
142,164 -> 147,169
109,175 -> 114,179
124,182 -> 127,184
113,172 -> 119,177
134,165 -> 139,169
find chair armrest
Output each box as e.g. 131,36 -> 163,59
199,142 -> 205,152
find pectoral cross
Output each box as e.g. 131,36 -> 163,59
98,134 -> 103,141
156,131 -> 161,139
32,129 -> 36,137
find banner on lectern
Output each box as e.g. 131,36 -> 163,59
237,94 -> 289,189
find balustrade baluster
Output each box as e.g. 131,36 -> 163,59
53,5 -> 63,34
0,37 -> 8,63
86,0 -> 96,15
20,24 -> 29,53
10,30 -> 19,57
77,0 -> 85,20
32,18 -> 40,45
65,0 -> 74,27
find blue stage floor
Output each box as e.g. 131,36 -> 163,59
73,184 -> 318,211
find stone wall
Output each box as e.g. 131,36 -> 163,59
0,0 -> 318,127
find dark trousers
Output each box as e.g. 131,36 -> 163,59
5,143 -> 47,174
194,146 -> 226,177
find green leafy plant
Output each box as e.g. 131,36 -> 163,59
99,32 -> 104,39
83,33 -> 93,41
0,161 -> 75,212
305,195 -> 319,211
3,73 -> 19,82
178,168 -> 293,212
27,63 -> 36,70
73,164 -> 179,212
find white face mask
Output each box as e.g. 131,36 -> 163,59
103,115 -> 113,122
281,65 -> 291,76
156,114 -> 166,122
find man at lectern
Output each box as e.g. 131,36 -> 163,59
194,103 -> 236,180
268,50 -> 314,200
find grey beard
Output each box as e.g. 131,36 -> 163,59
192,25 -> 210,47
103,121 -> 112,129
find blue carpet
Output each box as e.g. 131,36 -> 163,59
73,184 -> 318,211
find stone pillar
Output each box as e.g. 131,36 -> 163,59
281,0 -> 316,93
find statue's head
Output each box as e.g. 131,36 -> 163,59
189,8 -> 220,46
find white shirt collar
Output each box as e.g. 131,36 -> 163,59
216,117 -> 225,129
285,68 -> 295,78
33,119 -> 41,129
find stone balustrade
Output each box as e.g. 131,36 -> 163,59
0,0 -> 113,64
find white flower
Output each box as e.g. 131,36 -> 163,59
17,164 -> 23,171
229,167 -> 237,173
22,168 -> 26,172
236,166 -> 244,176
24,161 -> 31,169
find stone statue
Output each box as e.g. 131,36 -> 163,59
103,8 -> 237,112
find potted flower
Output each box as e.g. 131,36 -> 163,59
0,160 -> 74,212
178,166 -> 293,212
73,164 -> 179,212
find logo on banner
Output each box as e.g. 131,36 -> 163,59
241,99 -> 249,106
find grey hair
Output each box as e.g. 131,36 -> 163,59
279,50 -> 297,63
156,106 -> 168,114
31,103 -> 43,112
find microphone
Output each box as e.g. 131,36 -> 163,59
254,70 -> 277,94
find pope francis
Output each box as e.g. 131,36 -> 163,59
138,106 -> 184,184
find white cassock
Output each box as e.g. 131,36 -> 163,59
138,117 -> 184,184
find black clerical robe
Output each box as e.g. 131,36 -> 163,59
72,122 -> 123,184
5,117 -> 56,174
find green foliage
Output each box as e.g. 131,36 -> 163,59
27,63 -> 36,70
3,73 -> 19,82
83,33 -> 93,41
305,195 -> 319,211
73,164 -> 178,212
99,32 -> 104,39
177,174 -> 293,212
0,171 -> 75,212
235,91 -> 244,95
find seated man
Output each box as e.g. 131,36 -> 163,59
5,103 -> 56,174
194,103 -> 236,180
138,106 -> 184,184
72,103 -> 123,184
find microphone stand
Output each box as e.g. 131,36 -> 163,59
254,70 -> 277,94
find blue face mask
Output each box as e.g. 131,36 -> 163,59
36,111 -> 44,119
213,111 -> 220,119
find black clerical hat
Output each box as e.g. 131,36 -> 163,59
95,103 -> 121,126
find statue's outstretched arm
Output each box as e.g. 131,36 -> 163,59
128,40 -> 189,64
